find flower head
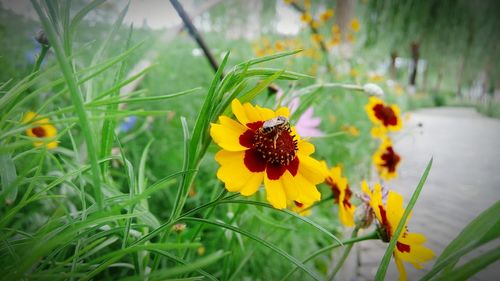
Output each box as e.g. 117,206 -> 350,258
365,96 -> 402,137
22,111 -> 58,149
324,163 -> 356,227
373,138 -> 401,180
300,12 -> 313,23
361,181 -> 434,281
350,18 -> 361,32
319,9 -> 334,21
210,99 -> 324,209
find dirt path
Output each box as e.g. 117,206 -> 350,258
355,107 -> 500,281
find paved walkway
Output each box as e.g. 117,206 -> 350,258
354,107 -> 500,281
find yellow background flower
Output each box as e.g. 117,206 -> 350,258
350,18 -> 361,32
22,111 -> 58,149
324,163 -> 356,226
365,96 -> 402,138
373,137 -> 401,180
210,99 -> 325,209
362,182 -> 434,281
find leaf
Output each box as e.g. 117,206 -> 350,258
374,158 -> 433,281
0,153 -> 18,204
438,245 -> 500,281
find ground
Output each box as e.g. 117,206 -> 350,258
354,107 -> 500,281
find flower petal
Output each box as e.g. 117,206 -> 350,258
298,140 -> 315,156
264,176 -> 287,209
394,254 -> 408,281
210,116 -> 247,151
296,154 -> 325,185
215,150 -> 261,193
240,172 -> 264,196
282,170 -> 321,204
275,106 -> 290,118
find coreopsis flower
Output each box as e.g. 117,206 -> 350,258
361,181 -> 434,281
365,96 -> 402,137
310,20 -> 321,29
324,164 -> 356,227
300,12 -> 313,23
373,138 -> 401,180
331,24 -> 340,34
210,99 -> 324,209
22,111 -> 58,149
274,41 -> 286,51
350,18 -> 361,32
311,33 -> 323,44
341,124 -> 360,137
319,9 -> 334,21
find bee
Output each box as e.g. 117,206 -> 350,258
259,116 -> 291,148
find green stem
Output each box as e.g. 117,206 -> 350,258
31,0 -> 103,208
280,230 -> 378,281
329,228 -> 359,280
32,45 -> 49,75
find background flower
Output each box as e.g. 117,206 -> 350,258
22,111 -> 58,149
324,164 -> 356,227
373,137 -> 401,180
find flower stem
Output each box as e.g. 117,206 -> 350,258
280,230 -> 379,281
31,45 -> 49,75
329,228 -> 360,280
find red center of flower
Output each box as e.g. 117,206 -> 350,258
373,104 -> 397,126
326,177 -> 352,208
239,121 -> 299,180
32,127 -> 46,138
378,204 -> 412,253
381,146 -> 400,172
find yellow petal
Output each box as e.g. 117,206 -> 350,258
297,154 -> 326,185
281,171 -> 321,205
46,141 -> 59,150
264,176 -> 287,209
231,99 -> 251,125
254,105 -> 275,121
275,106 -> 290,118
394,254 -> 408,281
298,140 -> 315,156
239,172 -> 264,196
215,150 -> 261,193
22,111 -> 37,123
210,116 -> 247,151
42,124 -> 57,137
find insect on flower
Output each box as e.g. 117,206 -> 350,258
258,116 -> 295,149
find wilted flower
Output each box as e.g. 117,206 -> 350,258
22,111 -> 58,149
172,223 -> 187,233
210,99 -> 324,209
363,83 -> 385,97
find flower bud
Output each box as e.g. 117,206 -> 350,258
35,30 -> 49,47
172,223 -> 186,234
363,83 -> 384,97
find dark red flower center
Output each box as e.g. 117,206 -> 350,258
239,121 -> 299,180
327,177 -> 352,208
294,201 -> 304,208
373,104 -> 397,126
32,127 -> 46,138
381,146 -> 400,173
378,204 -> 411,253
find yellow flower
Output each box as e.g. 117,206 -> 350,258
284,0 -> 294,4
310,20 -> 321,29
349,68 -> 359,78
331,24 -> 340,34
319,9 -> 334,21
325,164 -> 356,227
369,74 -> 385,83
303,0 -> 311,9
365,96 -> 402,137
310,33 -> 323,44
362,182 -> 435,281
350,18 -> 361,32
341,124 -> 360,137
373,138 -> 401,180
274,41 -> 286,51
328,35 -> 341,47
22,111 -> 58,149
300,12 -> 313,23
210,99 -> 324,209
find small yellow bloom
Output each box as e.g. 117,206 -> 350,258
362,182 -> 435,281
372,137 -> 401,180
350,18 -> 361,32
274,41 -> 286,51
324,163 -> 356,227
22,111 -> 58,149
349,68 -> 359,78
346,34 -> 355,43
341,124 -> 360,137
210,99 -> 325,209
369,74 -> 385,83
304,0 -> 311,9
300,12 -> 313,23
311,33 -> 323,44
365,96 -> 402,136
283,0 -> 294,4
319,9 -> 334,21
310,20 -> 321,29
331,24 -> 341,34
